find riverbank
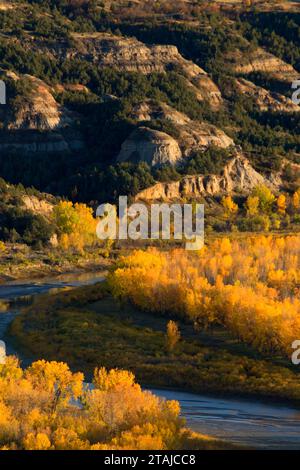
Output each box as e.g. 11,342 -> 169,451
0,275 -> 245,450
0,244 -> 112,283
9,281 -> 300,407
2,231 -> 299,283
4,275 -> 300,449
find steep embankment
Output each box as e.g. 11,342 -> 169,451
136,154 -> 281,200
235,78 -> 299,113
0,1 -> 299,201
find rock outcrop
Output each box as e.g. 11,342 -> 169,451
22,195 -> 54,218
4,73 -> 74,131
117,101 -> 235,167
0,72 -> 84,154
117,127 -> 182,167
130,101 -> 234,156
235,78 -> 300,113
136,154 -> 281,200
54,83 -> 89,95
26,32 -> 223,109
227,47 -> 298,82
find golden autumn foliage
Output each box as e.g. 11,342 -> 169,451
277,195 -> 287,214
166,321 -> 180,352
109,235 -> 300,357
251,185 -> 276,213
293,190 -> 300,210
0,358 -> 187,450
221,196 -> 238,217
245,196 -> 259,216
53,201 -> 98,252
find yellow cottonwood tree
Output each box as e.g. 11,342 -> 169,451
53,201 -> 97,252
0,360 -> 186,450
109,235 -> 300,358
292,190 -> 300,211
251,185 -> 275,213
166,320 -> 180,352
277,194 -> 286,214
221,196 -> 238,217
245,196 -> 259,216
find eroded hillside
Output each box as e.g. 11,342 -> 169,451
0,0 -> 299,202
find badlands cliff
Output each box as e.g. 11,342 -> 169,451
136,154 -> 281,200
117,101 -> 234,167
0,72 -> 84,154
23,32 -> 223,109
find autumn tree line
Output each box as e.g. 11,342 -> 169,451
109,234 -> 300,358
220,185 -> 300,232
51,185 -> 300,249
1,178 -> 300,253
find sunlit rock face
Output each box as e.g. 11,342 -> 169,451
226,46 -> 299,83
135,154 -> 281,201
235,78 -> 300,113
0,340 -> 6,364
22,32 -> 223,109
130,100 -> 235,155
2,73 -> 75,131
117,127 -> 183,167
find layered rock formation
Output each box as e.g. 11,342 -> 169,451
26,32 -> 223,108
227,46 -> 298,82
117,101 -> 235,167
136,154 -> 281,200
130,101 -> 234,156
5,74 -> 75,131
0,72 -> 84,154
117,127 -> 182,167
235,78 -> 300,113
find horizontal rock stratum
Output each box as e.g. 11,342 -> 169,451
129,101 -> 235,155
135,154 -> 281,200
23,32 -> 223,108
226,46 -> 299,82
235,78 -> 300,113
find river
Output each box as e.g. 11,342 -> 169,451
0,273 -> 300,449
